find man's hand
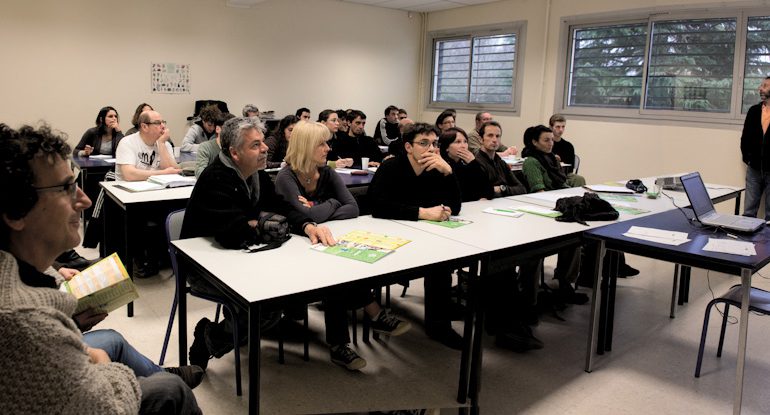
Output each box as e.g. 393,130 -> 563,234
419,152 -> 452,175
455,148 -> 475,164
305,223 -> 336,246
336,158 -> 354,168
158,128 -> 172,143
418,205 -> 451,221
554,154 -> 562,162
74,308 -> 108,332
160,166 -> 182,175
58,267 -> 79,281
86,347 -> 111,364
83,145 -> 93,156
498,146 -> 518,157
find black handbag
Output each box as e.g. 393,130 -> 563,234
554,192 -> 619,225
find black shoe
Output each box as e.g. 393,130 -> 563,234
449,301 -> 467,321
189,318 -> 212,370
134,261 -> 159,279
558,285 -> 589,305
619,264 -> 640,277
495,325 -> 544,353
330,344 -> 367,371
165,365 -> 204,389
54,249 -> 99,271
426,327 -> 464,351
370,311 -> 411,336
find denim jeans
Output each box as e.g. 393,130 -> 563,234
743,166 -> 770,218
83,329 -> 163,377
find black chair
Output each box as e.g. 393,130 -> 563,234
573,154 -> 581,174
694,284 -> 770,377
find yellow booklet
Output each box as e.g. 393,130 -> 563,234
60,253 -> 139,314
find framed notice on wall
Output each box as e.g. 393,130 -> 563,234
151,63 -> 190,94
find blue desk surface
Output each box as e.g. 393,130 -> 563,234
586,208 -> 770,274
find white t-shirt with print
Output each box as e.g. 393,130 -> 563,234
115,132 -> 174,181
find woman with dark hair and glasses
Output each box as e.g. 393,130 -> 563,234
124,103 -> 153,136
265,114 -> 299,169
435,109 -> 456,133
73,106 -> 123,157
438,127 -> 494,202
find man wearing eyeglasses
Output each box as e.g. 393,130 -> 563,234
0,123 -> 201,414
368,123 -> 464,350
115,110 -> 180,181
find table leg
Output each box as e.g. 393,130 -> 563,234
457,260 -> 479,404
733,268 -> 751,415
248,303 -> 261,415
468,260 -> 485,415
177,253 -> 188,366
124,206 -> 133,317
734,192 -> 741,215
604,251 -> 620,352
670,264 -> 679,318
585,240 -> 605,372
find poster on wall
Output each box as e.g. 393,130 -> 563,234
151,63 -> 190,94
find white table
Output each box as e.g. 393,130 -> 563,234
172,216 -> 484,415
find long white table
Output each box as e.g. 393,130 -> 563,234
173,216 -> 484,415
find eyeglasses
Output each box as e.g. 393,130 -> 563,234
35,181 -> 79,200
144,120 -> 167,126
412,140 -> 439,148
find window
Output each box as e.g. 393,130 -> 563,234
559,9 -> 770,124
428,24 -> 524,112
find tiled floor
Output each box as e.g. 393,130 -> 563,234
81,242 -> 770,414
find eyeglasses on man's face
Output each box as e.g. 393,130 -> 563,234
412,139 -> 439,148
35,181 -> 80,200
144,120 -> 167,126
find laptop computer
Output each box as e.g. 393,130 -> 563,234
680,172 -> 765,233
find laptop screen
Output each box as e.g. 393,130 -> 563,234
680,172 -> 716,220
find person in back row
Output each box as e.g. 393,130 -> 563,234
194,112 -> 235,178
328,109 -> 383,168
182,116 -> 335,370
265,114 -> 299,169
317,109 -> 352,168
467,112 -> 517,157
373,105 -> 401,146
296,107 -> 311,121
0,122 -> 201,414
125,103 -> 154,136
274,121 -> 410,370
368,122 -> 464,350
181,104 -> 221,152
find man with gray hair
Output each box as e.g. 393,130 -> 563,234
181,116 -> 335,369
242,104 -> 259,118
467,111 -> 517,157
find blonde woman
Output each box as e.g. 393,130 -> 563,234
275,121 -> 411,371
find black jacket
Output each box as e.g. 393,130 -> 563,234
474,151 -> 527,197
181,157 -> 312,249
740,102 -> 770,171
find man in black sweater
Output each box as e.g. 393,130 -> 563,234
328,110 -> 383,168
741,76 -> 770,218
368,123 -> 464,350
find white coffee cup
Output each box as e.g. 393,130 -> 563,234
361,157 -> 369,169
173,147 -> 181,159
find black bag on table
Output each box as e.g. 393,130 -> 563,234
554,192 -> 619,226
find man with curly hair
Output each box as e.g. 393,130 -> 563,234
182,104 -> 222,152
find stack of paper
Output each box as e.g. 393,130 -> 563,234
311,230 -> 411,263
703,238 -> 757,257
622,226 -> 690,246
116,174 -> 196,192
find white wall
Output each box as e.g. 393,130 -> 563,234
423,0 -> 755,189
0,0 -> 421,146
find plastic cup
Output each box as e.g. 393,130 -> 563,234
361,157 -> 369,169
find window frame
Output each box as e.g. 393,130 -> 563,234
426,22 -> 526,114
555,7 -> 770,126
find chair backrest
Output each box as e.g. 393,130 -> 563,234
573,154 -> 581,174
165,209 -> 186,278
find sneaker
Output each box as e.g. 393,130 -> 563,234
165,365 -> 205,389
495,324 -> 544,353
189,318 -> 212,370
330,344 -> 367,371
619,263 -> 640,277
370,311 -> 411,336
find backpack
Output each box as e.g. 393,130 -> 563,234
554,192 -> 619,225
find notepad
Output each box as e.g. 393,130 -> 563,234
60,253 -> 138,314
115,174 -> 196,192
483,207 -> 524,218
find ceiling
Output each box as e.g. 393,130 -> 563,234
339,0 -> 500,12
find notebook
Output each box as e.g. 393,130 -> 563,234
680,172 -> 764,233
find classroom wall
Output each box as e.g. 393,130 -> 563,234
422,0 -> 758,190
0,0 -> 421,147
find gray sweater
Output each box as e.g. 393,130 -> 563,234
274,165 -> 359,223
0,251 -> 141,414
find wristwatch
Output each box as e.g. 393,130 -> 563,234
499,184 -> 507,193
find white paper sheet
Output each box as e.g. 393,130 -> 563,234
482,207 -> 524,218
702,238 -> 756,257
584,184 -> 635,194
623,226 -> 690,246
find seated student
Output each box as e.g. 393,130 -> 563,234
195,112 -> 235,178
0,123 -> 201,415
74,106 -> 124,157
438,127 -> 494,201
275,121 -> 410,370
328,109 -> 383,168
435,110 -> 456,134
242,104 -> 259,118
181,116 -> 335,370
520,125 -> 587,302
373,105 -> 401,146
317,109 -> 353,168
466,112 -> 517,157
125,103 -> 153,136
397,108 -> 408,121
265,115 -> 299,169
474,121 -> 527,197
336,109 -> 349,135
296,107 -> 311,121
116,110 -> 181,277
181,104 -> 221,153
368,122 -> 464,350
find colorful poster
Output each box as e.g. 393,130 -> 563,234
151,63 -> 190,94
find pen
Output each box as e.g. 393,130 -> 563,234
494,208 -> 518,213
